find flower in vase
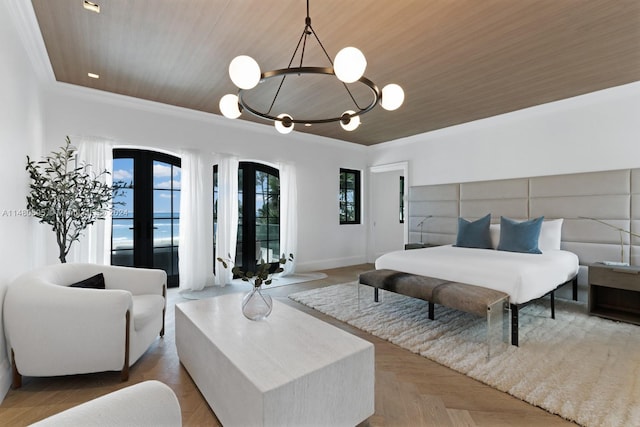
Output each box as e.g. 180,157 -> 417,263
217,253 -> 294,288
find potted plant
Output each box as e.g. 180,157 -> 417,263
217,253 -> 294,320
26,137 -> 123,263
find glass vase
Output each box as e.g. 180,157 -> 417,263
241,286 -> 273,321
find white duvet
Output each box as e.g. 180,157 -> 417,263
375,245 -> 579,305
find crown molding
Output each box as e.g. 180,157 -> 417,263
6,0 -> 55,84
46,80 -> 368,153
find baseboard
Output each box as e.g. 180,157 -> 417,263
0,356 -> 12,404
296,255 -> 368,272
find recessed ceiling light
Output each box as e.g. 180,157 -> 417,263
304,123 -> 312,127
88,72 -> 100,79
83,1 -> 100,13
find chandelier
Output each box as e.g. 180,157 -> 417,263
219,0 -> 404,134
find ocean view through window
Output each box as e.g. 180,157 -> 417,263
112,150 -> 181,286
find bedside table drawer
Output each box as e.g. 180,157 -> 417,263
588,264 -> 640,325
589,265 -> 640,292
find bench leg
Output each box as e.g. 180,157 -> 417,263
503,302 -> 511,344
428,302 -> 434,320
550,291 -> 555,319
510,304 -> 519,347
374,288 -> 379,303
572,276 -> 578,301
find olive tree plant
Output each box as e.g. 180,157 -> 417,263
26,137 -> 122,263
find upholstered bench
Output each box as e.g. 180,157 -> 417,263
358,269 -> 509,357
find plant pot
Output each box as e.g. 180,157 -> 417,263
241,286 -> 273,321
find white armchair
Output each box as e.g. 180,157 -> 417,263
4,263 -> 167,388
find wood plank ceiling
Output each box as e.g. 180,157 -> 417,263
31,0 -> 640,146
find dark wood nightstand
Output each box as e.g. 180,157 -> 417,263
588,263 -> 640,325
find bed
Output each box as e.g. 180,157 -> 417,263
375,245 -> 579,306
374,217 -> 580,345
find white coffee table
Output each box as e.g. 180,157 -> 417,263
175,293 -> 375,427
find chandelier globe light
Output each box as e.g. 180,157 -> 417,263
219,0 -> 404,135
333,47 -> 367,83
340,110 -> 360,131
219,94 -> 242,119
275,114 -> 294,134
381,84 -> 405,111
228,56 -> 261,90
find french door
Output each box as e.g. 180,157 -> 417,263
214,162 -> 280,274
112,149 -> 181,287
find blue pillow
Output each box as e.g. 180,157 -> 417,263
497,216 -> 544,254
455,213 -> 492,249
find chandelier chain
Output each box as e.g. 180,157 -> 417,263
265,19 -> 364,117
265,25 -> 309,115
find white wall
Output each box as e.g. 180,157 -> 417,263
0,0 -> 45,402
369,82 -> 640,186
41,84 -> 369,270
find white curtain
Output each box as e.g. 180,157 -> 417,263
178,150 -> 215,291
70,137 -> 113,265
278,162 -> 298,276
214,155 -> 239,286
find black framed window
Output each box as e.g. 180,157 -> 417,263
400,175 -> 405,224
339,168 -> 361,224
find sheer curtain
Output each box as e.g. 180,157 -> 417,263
178,150 -> 215,291
214,155 -> 239,286
278,162 -> 298,275
69,136 -> 113,265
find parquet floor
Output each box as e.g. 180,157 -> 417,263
0,264 -> 575,426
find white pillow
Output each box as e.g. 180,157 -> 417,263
538,218 -> 563,251
489,218 -> 563,251
490,223 -> 500,249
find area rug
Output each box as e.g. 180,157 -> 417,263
288,283 -> 640,427
179,272 -> 327,299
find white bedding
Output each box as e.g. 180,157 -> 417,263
375,245 -> 579,305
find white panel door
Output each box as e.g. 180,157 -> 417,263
371,170 -> 404,259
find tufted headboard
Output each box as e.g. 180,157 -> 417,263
408,168 -> 640,298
